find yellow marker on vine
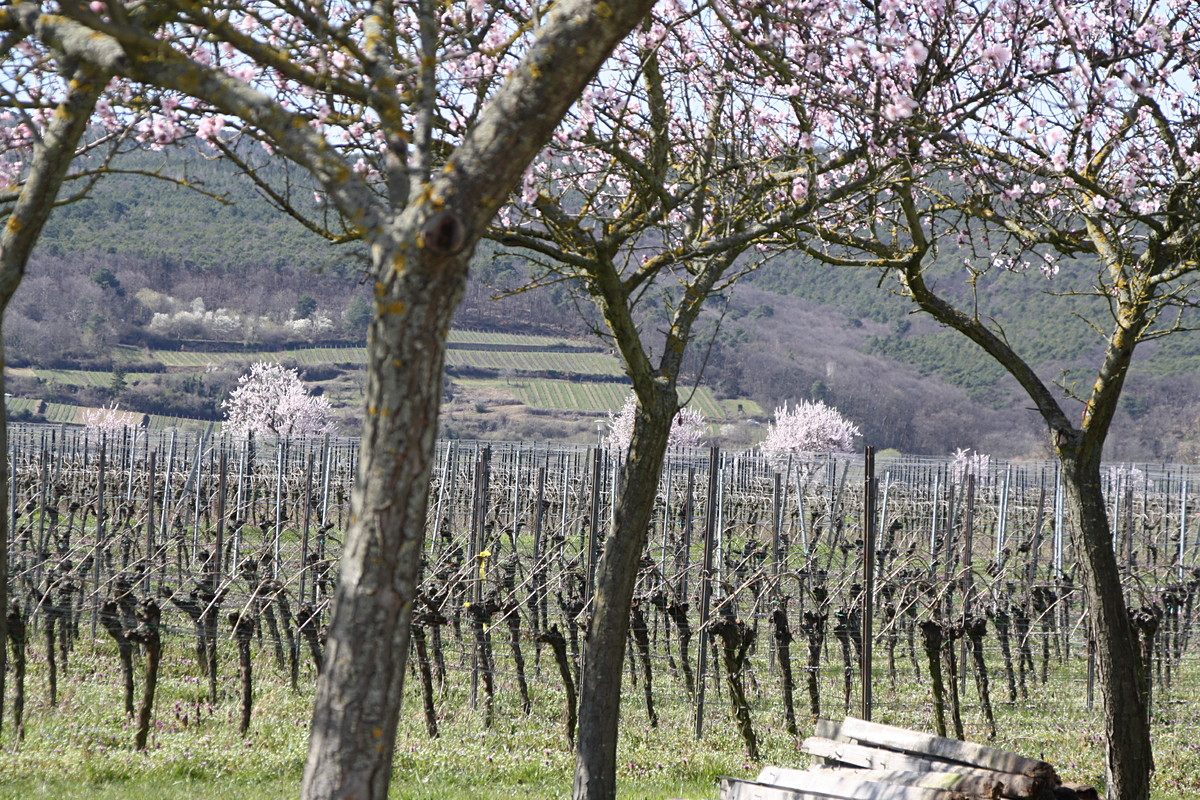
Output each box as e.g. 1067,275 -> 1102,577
478,549 -> 491,581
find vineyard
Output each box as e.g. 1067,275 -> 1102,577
8,329 -> 765,441
3,424 -> 1200,795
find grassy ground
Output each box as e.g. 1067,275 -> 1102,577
1,634 -> 1196,799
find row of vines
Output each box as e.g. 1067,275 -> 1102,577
4,423 -> 1199,755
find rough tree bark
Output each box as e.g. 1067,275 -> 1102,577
573,390 -> 676,800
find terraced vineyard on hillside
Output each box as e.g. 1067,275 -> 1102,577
5,329 -> 760,433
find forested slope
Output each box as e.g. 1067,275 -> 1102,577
7,148 -> 1198,459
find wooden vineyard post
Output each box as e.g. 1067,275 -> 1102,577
695,445 -> 719,739
273,440 -> 285,581
92,440 -> 106,641
35,447 -> 49,586
682,465 -> 695,599
317,436 -> 333,603
862,446 -> 876,722
215,451 -> 227,589
1179,470 -> 1190,581
528,463 -> 547,644
771,471 -> 783,597
300,453 -> 314,612
585,446 -> 603,604
768,469 -> 783,677
960,474 -> 974,697
468,446 -> 490,710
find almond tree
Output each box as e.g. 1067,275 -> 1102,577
82,401 -> 137,432
605,393 -> 707,452
760,400 -> 860,464
493,7 -> 883,794
725,1 -> 1200,795
5,2 -> 657,796
223,362 -> 335,437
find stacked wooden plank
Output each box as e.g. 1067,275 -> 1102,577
719,717 -> 1102,800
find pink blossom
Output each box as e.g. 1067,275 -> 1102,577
196,116 -> 224,142
981,43 -> 1011,69
605,395 -> 707,451
790,177 -> 808,202
883,94 -> 918,121
904,41 -> 929,66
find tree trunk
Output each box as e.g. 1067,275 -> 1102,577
966,617 -> 997,739
6,604 -> 26,739
1058,452 -> 1152,800
293,1 -> 655,796
99,600 -> 136,716
574,395 -> 675,800
630,599 -> 657,728
299,222 -> 469,799
771,605 -> 798,738
537,624 -> 577,746
712,616 -> 760,760
411,624 -> 439,738
920,620 -> 947,738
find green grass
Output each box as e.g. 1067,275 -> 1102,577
2,627 -> 1196,800
0,640 -> 748,800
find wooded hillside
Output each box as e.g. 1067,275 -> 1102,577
8,149 -> 1198,459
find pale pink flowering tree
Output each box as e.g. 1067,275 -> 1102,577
605,394 -> 707,452
82,401 -> 137,432
5,2 -> 658,796
950,448 -> 991,486
222,362 -> 335,437
760,401 -> 861,464
728,1 -> 1200,794
494,8 -> 886,791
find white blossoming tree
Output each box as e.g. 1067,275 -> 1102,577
760,401 -> 860,464
605,394 -> 707,451
223,362 -> 335,437
950,448 -> 992,485
82,402 -> 138,432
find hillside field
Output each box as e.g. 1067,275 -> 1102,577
4,329 -> 763,440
